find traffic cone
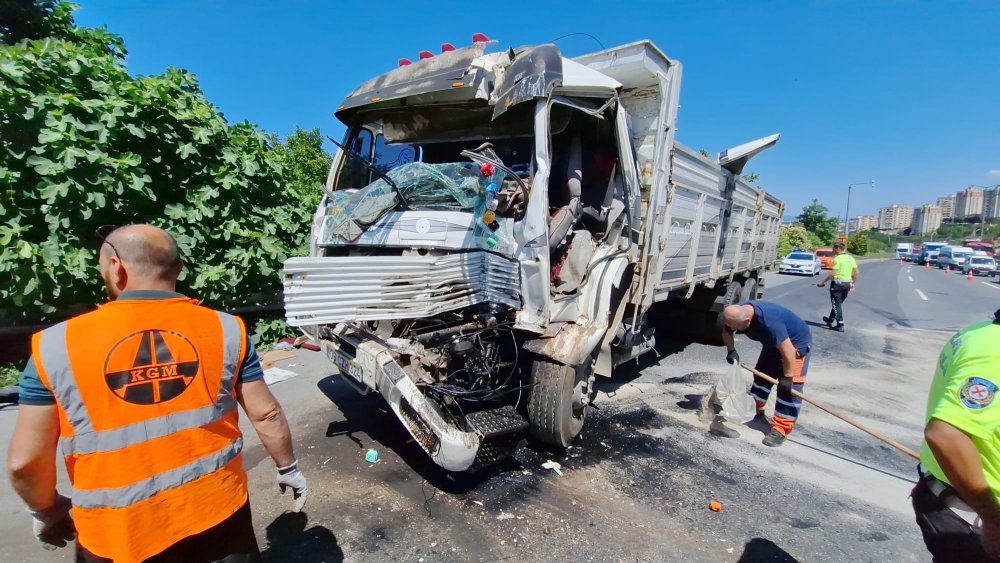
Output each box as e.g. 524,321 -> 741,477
945,266 -> 950,274
925,262 -> 930,269
967,271 -> 974,282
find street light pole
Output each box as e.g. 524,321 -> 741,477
845,181 -> 875,240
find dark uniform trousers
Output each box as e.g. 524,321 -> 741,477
76,501 -> 261,563
912,471 -> 999,562
828,280 -> 851,325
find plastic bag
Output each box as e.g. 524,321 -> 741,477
713,362 -> 756,423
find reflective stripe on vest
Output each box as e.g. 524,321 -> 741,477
37,321 -> 94,436
72,437 -> 243,509
36,309 -> 244,507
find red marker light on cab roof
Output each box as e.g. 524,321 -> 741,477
472,33 -> 490,43
398,58 -> 412,66
419,51 -> 434,60
441,43 -> 456,52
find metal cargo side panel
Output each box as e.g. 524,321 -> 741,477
694,207 -> 723,277
657,187 -> 698,286
721,206 -> 749,271
618,85 -> 661,194
656,148 -> 726,288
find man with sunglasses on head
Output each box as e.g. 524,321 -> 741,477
7,224 -> 308,562
721,300 -> 812,447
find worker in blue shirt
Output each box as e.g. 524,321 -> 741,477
721,301 -> 812,447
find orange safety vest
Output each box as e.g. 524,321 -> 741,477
32,296 -> 250,562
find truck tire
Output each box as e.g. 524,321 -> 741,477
526,356 -> 593,448
700,280 -> 742,345
739,277 -> 758,302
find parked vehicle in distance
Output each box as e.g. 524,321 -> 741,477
964,240 -> 994,257
895,242 -> 913,259
815,247 -> 834,269
919,242 -> 948,266
963,254 -> 997,276
937,246 -> 974,270
907,245 -> 922,262
779,250 -> 822,276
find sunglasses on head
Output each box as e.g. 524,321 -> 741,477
94,225 -> 121,259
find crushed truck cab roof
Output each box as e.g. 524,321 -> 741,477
335,38 -> 622,123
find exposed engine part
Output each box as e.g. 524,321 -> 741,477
325,305 -> 523,408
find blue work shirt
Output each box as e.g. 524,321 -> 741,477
738,300 -> 812,352
18,290 -> 264,406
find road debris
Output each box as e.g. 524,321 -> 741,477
263,367 -> 299,385
709,500 -> 723,512
365,448 -> 379,464
542,460 -> 564,476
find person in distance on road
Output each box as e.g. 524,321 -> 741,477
721,301 -> 812,447
817,243 -> 858,332
912,310 -> 1000,561
7,224 -> 308,562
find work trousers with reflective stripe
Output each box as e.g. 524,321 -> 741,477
828,281 -> 851,325
751,345 -> 809,436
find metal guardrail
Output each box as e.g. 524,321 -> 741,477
0,300 -> 284,336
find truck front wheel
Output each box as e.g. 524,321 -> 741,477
526,356 -> 594,448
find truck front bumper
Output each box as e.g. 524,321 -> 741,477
320,325 -> 482,472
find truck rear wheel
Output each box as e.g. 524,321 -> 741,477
739,278 -> 758,302
526,356 -> 594,448
700,280 -> 742,345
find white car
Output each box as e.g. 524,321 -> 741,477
963,256 -> 997,277
779,250 -> 823,276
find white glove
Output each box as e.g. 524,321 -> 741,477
276,461 -> 308,512
30,494 -> 75,550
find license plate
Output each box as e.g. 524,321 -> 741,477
325,343 -> 363,379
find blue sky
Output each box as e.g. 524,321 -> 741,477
74,1 -> 999,219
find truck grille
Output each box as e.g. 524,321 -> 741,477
282,252 -> 521,326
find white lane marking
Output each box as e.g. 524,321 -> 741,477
908,276 -> 913,282
982,282 -> 1000,291
916,289 -> 929,301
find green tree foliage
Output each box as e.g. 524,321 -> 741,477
796,199 -> 839,245
0,1 -> 322,326
847,231 -> 870,255
269,127 -> 331,244
778,224 -> 813,257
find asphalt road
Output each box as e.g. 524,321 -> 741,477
1,258 -> 995,562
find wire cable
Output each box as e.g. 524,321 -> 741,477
549,32 -> 606,52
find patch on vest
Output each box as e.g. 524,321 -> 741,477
103,330 -> 200,404
959,377 -> 997,410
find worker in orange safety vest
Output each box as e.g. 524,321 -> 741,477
7,224 -> 308,562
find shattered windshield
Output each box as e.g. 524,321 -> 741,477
321,161 -> 497,242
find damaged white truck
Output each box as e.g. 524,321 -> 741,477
282,38 -> 783,471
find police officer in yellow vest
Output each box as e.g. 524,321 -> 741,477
817,243 -> 858,332
7,225 -> 308,562
913,312 -> 1000,560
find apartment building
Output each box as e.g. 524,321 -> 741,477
955,187 -> 984,219
937,195 -> 955,220
911,204 -> 943,236
878,204 -> 913,232
983,186 -> 1000,220
847,215 -> 878,233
